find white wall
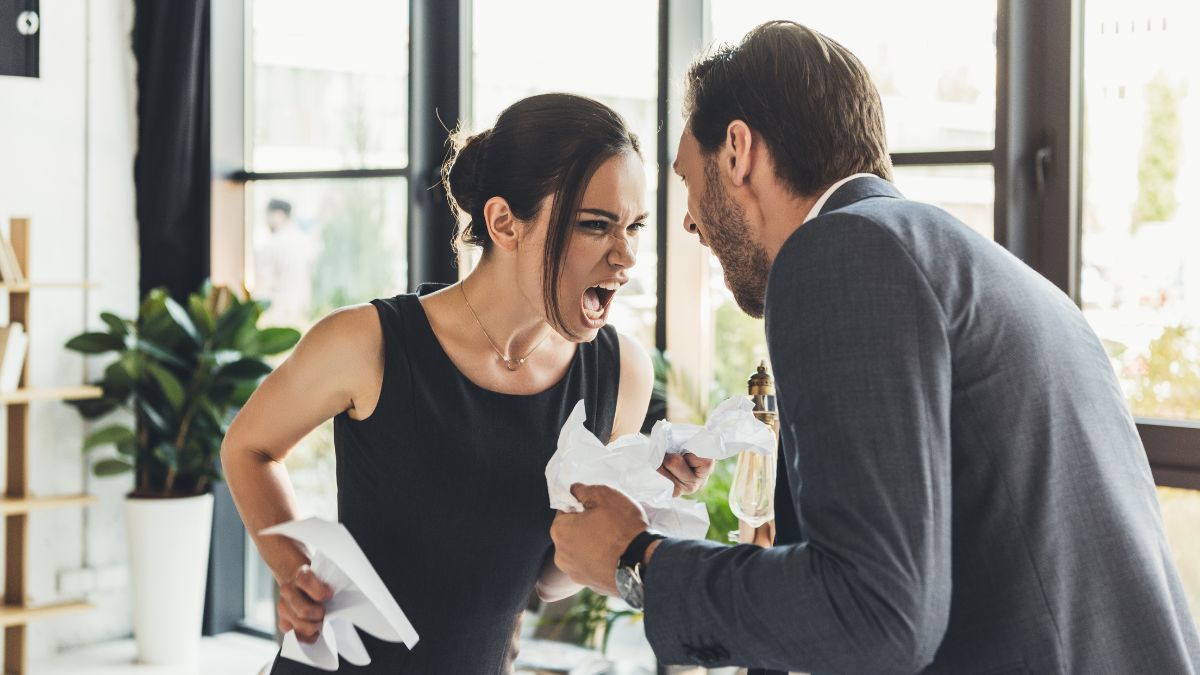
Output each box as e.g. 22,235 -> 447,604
0,0 -> 140,658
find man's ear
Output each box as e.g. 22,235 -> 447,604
483,196 -> 519,252
724,120 -> 755,188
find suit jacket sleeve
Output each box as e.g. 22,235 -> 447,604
643,215 -> 954,674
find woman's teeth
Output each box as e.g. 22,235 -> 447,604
583,282 -> 620,321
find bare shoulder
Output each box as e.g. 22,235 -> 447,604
612,331 -> 654,437
283,304 -> 385,414
615,331 -> 652,384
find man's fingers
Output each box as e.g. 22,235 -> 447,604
569,482 -> 606,506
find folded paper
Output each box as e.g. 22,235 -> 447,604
261,518 -> 419,671
547,397 -> 773,539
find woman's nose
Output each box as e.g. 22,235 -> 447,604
607,232 -> 636,268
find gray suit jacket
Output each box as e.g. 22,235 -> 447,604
643,176 -> 1200,674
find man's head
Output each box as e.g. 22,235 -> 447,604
266,199 -> 292,233
673,20 -> 891,317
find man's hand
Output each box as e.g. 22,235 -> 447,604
659,452 -> 715,496
550,484 -> 650,596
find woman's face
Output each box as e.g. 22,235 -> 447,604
517,150 -> 647,342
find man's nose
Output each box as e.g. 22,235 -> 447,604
682,211 -> 699,235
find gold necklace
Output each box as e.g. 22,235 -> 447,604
460,282 -> 552,371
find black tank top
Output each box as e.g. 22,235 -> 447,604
270,285 -> 620,674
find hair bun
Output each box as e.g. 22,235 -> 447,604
442,128 -> 493,218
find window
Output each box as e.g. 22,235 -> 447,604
1080,0 -> 1200,613
238,0 -> 411,634
1080,0 -> 1200,425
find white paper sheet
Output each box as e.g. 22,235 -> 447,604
546,397 -> 773,539
261,518 -> 419,671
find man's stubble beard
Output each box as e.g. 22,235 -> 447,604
700,158 -> 771,319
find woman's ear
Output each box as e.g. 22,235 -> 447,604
483,197 -> 519,252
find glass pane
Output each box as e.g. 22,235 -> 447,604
893,164 -> 995,240
1080,1 -> 1200,423
247,178 -> 408,329
251,0 -> 409,171
471,0 -> 659,350
708,1 -> 996,153
1158,487 -> 1200,618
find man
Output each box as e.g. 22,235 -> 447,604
254,198 -> 319,326
550,20 -> 1200,674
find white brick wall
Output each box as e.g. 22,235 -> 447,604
0,0 -> 140,658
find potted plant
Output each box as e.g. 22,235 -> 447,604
65,282 -> 299,667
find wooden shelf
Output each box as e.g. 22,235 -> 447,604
0,386 -> 103,405
0,281 -> 99,293
0,601 -> 94,628
0,495 -> 98,516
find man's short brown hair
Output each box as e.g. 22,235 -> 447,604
684,20 -> 892,197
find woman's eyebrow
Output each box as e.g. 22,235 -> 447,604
579,207 -> 650,222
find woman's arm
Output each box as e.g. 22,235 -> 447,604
536,332 -> 654,602
221,304 -> 384,638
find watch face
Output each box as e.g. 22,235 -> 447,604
615,565 -> 645,611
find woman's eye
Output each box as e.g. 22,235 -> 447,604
628,222 -> 646,233
579,220 -> 608,231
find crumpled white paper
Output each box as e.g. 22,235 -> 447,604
650,395 -> 778,461
546,397 -> 773,539
261,518 -> 419,671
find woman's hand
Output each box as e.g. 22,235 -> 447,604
658,452 -> 715,496
277,564 -> 334,643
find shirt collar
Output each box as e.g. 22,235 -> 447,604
802,173 -> 879,223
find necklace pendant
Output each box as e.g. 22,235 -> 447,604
504,357 -> 523,371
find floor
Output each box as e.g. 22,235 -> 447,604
32,633 -> 278,675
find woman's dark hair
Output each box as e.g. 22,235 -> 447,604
441,93 -> 640,337
684,20 -> 892,196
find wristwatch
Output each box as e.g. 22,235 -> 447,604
615,531 -> 666,611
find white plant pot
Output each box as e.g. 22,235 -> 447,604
126,493 -> 214,669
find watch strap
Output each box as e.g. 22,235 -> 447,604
619,531 -> 666,569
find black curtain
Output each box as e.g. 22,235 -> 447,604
132,0 -> 210,301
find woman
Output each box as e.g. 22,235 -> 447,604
222,93 -> 712,673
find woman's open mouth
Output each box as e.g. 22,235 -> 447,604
582,280 -> 622,324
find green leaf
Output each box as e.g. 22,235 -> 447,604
135,337 -> 189,370
136,397 -> 171,434
251,327 -> 301,356
164,296 -> 203,346
188,294 -> 216,337
153,443 -> 180,470
212,302 -> 258,349
116,439 -> 137,457
215,358 -> 272,382
65,332 -> 125,354
67,396 -> 121,420
83,424 -> 136,452
229,381 -> 258,407
145,362 -> 186,411
93,458 -> 134,477
100,312 -> 129,337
